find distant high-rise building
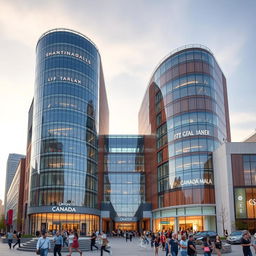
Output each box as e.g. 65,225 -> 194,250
4,153 -> 25,214
0,199 -> 4,217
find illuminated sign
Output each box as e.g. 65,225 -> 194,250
114,217 -> 137,222
160,221 -> 170,224
235,189 -> 247,218
249,199 -> 256,206
180,178 -> 213,186
51,203 -> 76,213
47,76 -> 81,84
46,50 -> 91,64
174,129 -> 209,139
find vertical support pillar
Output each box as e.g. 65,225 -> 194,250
100,217 -> 102,232
174,217 -> 178,233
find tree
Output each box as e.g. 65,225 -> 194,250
219,204 -> 228,235
0,214 -> 6,232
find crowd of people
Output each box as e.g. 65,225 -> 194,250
138,230 -> 198,256
35,229 -> 112,256
3,228 -> 256,255
137,229 -> 256,256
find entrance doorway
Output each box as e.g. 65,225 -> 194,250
178,216 -> 203,232
48,223 -> 80,232
115,222 -> 137,231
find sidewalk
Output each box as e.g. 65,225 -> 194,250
0,237 -> 247,256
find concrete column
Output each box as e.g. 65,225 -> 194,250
174,217 -> 178,233
100,217 -> 102,232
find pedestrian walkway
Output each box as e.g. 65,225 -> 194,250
0,237 -> 246,256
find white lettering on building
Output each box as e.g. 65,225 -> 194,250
180,178 -> 213,186
46,50 -> 91,64
174,130 -> 209,139
119,217 -> 133,221
52,206 -> 77,212
249,199 -> 256,206
47,76 -> 81,84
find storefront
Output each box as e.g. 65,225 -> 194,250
30,213 -> 99,235
234,187 -> 256,232
153,205 -> 216,232
115,222 -> 138,231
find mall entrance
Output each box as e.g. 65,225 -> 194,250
115,222 -> 138,231
154,217 -> 175,232
30,213 -> 99,236
48,223 -> 80,233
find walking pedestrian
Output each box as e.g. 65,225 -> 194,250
90,231 -> 99,251
67,230 -> 74,255
53,231 -> 63,256
7,231 -> 13,249
214,235 -> 222,256
62,230 -> 69,247
13,231 -> 22,248
151,232 -> 156,248
179,235 -> 188,256
36,230 -> 51,256
187,234 -> 196,256
202,236 -> 213,256
100,231 -> 112,256
169,233 -> 179,256
67,232 -> 82,256
160,232 -> 166,251
129,231 -> 133,242
241,231 -> 253,256
154,233 -> 160,256
125,231 -> 129,242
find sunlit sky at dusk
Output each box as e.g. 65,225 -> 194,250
0,0 -> 256,201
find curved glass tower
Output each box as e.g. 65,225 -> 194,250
139,45 -> 231,232
28,29 -> 109,234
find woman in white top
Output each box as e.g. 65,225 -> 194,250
68,231 -> 75,255
179,235 -> 188,256
36,231 -> 51,256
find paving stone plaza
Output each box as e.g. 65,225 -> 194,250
0,237 -> 248,256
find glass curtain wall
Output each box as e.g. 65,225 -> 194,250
29,29 -> 100,210
154,47 -> 229,206
103,136 -> 145,217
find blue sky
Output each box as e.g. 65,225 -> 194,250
0,0 -> 256,201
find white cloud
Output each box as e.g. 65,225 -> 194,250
230,112 -> 256,141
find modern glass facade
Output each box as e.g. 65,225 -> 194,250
27,29 -> 107,234
139,45 -> 231,232
13,31 -> 235,235
103,136 -> 145,217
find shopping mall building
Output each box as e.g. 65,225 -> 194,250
5,28 -> 256,235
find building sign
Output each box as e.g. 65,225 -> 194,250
114,217 -> 137,222
45,50 -> 91,65
180,178 -> 213,186
160,221 -> 170,224
249,199 -> 256,206
235,188 -> 247,218
51,203 -> 76,213
174,129 -> 209,140
47,76 -> 82,84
